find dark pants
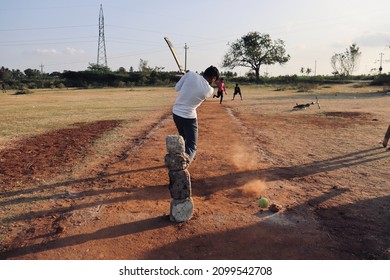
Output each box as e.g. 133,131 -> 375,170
216,90 -> 224,104
233,92 -> 242,100
173,113 -> 198,161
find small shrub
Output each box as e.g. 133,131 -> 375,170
296,83 -> 317,92
371,74 -> 390,86
28,82 -> 38,89
351,82 -> 370,88
116,81 -> 126,88
14,89 -> 32,95
275,86 -> 287,91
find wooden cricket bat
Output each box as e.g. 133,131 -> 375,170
383,125 -> 390,147
164,37 -> 185,74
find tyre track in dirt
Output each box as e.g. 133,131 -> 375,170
1,100 -> 352,260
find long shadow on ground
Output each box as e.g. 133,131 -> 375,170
1,147 -> 389,259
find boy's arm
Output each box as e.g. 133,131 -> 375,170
175,73 -> 187,92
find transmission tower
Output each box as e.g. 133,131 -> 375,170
97,4 -> 107,67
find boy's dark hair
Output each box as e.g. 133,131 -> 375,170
203,66 -> 219,80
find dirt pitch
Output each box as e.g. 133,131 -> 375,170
0,84 -> 389,260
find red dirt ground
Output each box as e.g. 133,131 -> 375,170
0,95 -> 389,260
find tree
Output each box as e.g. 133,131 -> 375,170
24,68 -> 41,78
330,43 -> 361,77
11,69 -> 24,80
0,67 -> 12,81
222,32 -> 290,82
87,63 -> 111,73
137,59 -> 164,73
116,67 -> 127,74
138,59 -> 152,73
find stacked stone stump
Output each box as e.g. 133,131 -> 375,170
165,135 -> 193,223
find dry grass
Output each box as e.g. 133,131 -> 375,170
1,84 -> 385,141
1,83 -> 387,154
0,87 -> 178,181
0,87 -> 176,148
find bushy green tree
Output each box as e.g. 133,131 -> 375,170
117,67 -> 127,74
222,32 -> 290,82
24,68 -> 41,78
0,66 -> 12,81
87,63 -> 111,73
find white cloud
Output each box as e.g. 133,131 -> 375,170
63,47 -> 85,55
34,48 -> 59,55
354,32 -> 390,48
30,47 -> 85,57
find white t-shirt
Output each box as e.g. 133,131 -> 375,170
173,71 -> 214,119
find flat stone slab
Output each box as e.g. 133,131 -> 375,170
170,198 -> 194,223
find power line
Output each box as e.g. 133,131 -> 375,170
0,36 -> 96,43
0,40 -> 96,47
0,25 -> 96,32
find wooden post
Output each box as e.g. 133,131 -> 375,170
383,125 -> 390,147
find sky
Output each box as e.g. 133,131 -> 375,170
1,0 -> 390,76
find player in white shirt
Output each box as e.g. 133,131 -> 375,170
172,66 -> 220,162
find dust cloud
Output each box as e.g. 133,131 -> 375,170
230,143 -> 258,171
228,143 -> 267,198
238,179 -> 267,198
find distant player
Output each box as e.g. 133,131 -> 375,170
213,77 -> 227,104
232,83 -> 242,100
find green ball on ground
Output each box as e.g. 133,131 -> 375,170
258,197 -> 269,208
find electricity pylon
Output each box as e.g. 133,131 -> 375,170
97,4 -> 107,67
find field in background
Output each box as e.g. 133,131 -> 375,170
1,83 -> 389,260
0,87 -> 176,148
1,83 -> 389,178
1,83 -> 386,144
